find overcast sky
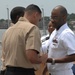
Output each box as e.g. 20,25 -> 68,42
0,0 -> 75,19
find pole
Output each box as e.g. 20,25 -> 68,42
7,7 -> 9,28
42,8 -> 46,35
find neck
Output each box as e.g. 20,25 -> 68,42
24,14 -> 30,21
56,22 -> 66,30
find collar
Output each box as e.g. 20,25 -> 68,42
18,17 -> 29,22
10,23 -> 14,27
56,23 -> 69,35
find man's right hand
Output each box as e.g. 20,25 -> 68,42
41,53 -> 48,64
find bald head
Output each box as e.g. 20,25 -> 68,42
53,5 -> 68,17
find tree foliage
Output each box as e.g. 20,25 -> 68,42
0,13 -> 75,29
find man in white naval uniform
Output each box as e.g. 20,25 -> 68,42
46,5 -> 75,75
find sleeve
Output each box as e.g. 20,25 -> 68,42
26,26 -> 41,53
62,32 -> 75,55
1,31 -> 7,70
1,49 -> 6,70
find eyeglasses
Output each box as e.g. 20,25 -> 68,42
50,16 -> 59,20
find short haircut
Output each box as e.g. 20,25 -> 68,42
25,4 -> 41,15
10,6 -> 25,24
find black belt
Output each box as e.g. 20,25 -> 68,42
5,66 -> 35,75
6,66 -> 34,72
0,70 -> 6,75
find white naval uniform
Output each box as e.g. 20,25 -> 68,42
41,34 -> 49,54
41,34 -> 49,42
41,30 -> 56,54
47,23 -> 75,75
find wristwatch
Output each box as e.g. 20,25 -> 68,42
51,58 -> 55,65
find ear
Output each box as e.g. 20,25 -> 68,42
34,12 -> 38,17
63,15 -> 67,20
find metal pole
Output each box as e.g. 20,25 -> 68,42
7,7 -> 9,28
42,8 -> 46,35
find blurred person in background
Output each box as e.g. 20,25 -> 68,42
41,21 -> 55,54
72,62 -> 75,75
41,21 -> 55,43
41,21 -> 55,75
